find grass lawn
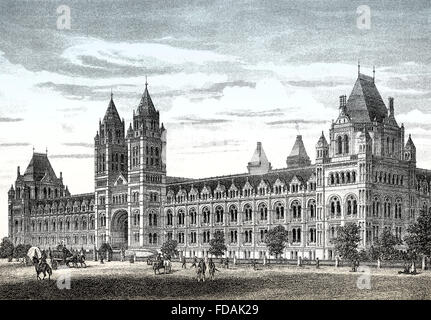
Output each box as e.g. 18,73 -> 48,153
0,259 -> 430,300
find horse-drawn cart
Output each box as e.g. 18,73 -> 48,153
50,248 -> 86,269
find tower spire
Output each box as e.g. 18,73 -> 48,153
373,65 -> 375,82
358,60 -> 360,75
145,75 -> 148,88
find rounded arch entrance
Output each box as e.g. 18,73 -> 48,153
111,210 -> 128,249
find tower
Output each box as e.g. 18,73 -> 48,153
94,93 -> 128,247
126,81 -> 166,249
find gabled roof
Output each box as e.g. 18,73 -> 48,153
22,153 -> 58,182
346,73 -> 388,123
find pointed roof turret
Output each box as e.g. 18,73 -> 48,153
286,135 -> 311,168
247,142 -> 272,175
103,92 -> 122,124
137,80 -> 157,117
406,134 -> 415,149
345,72 -> 387,123
316,131 -> 329,148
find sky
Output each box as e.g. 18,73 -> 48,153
0,0 -> 430,238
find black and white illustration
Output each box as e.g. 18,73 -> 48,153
1,1 -> 431,301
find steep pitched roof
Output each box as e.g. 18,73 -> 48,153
346,73 -> 388,123
137,84 -> 157,116
103,95 -> 122,124
23,153 -> 58,182
286,135 -> 311,168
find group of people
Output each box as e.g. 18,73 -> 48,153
181,255 -> 228,270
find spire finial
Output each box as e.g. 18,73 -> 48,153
32,146 -> 35,154
145,75 -> 148,88
373,65 -> 375,82
46,147 -> 48,155
358,60 -> 360,75
110,88 -> 113,100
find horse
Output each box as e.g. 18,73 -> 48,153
196,260 -> 206,282
153,260 -> 165,275
32,256 -> 52,280
163,259 -> 171,274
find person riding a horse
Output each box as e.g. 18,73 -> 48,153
191,255 -> 198,268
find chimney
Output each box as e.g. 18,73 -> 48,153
17,166 -> 20,177
256,142 -> 262,155
388,97 -> 394,116
339,95 -> 346,113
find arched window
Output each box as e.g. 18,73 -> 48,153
291,200 -> 301,219
229,205 -> 238,223
166,210 -> 173,226
189,208 -> 197,225
346,195 -> 358,215
308,200 -> 316,219
337,136 -> 343,154
215,206 -> 224,223
395,198 -> 402,219
202,207 -> 210,224
258,203 -> 268,221
384,197 -> 391,218
372,197 -> 380,217
344,135 -> 349,154
177,209 -> 185,225
275,202 -> 285,220
244,204 -> 253,221
330,197 -> 341,216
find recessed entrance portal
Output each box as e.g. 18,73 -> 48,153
111,210 -> 128,249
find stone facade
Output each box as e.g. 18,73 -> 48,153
8,72 -> 431,259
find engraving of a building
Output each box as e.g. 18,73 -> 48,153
8,72 -> 431,260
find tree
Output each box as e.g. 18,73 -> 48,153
264,225 -> 289,259
331,224 -> 361,271
209,231 -> 227,257
161,239 -> 178,258
0,237 -> 14,261
404,209 -> 431,268
13,243 -> 31,261
373,229 -> 401,261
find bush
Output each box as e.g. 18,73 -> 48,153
0,237 -> 14,259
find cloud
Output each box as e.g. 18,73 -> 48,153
61,37 -> 238,69
192,139 -> 244,149
266,119 -> 328,125
62,143 -> 93,148
50,154 -> 93,159
0,117 -> 23,122
172,117 -> 231,126
397,109 -> 431,125
62,124 -> 74,133
0,142 -> 30,147
220,108 -> 285,118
